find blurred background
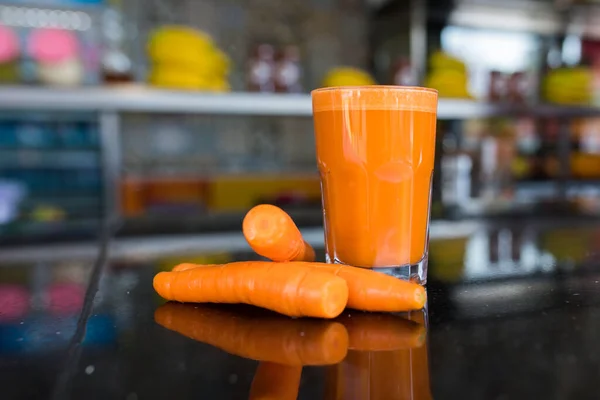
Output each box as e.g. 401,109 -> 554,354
2,0 -> 600,278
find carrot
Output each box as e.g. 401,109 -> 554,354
170,262 -> 207,272
243,204 -> 316,262
335,311 -> 426,351
242,205 -> 426,311
172,263 -> 212,272
315,264 -> 426,312
171,262 -> 426,312
154,302 -> 349,365
249,362 -> 302,400
154,261 -> 348,318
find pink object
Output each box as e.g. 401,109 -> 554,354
28,28 -> 79,64
0,25 -> 19,63
45,283 -> 85,316
0,284 -> 30,322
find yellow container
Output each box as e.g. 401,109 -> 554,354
207,174 -> 321,212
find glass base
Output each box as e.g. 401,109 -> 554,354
327,255 -> 428,285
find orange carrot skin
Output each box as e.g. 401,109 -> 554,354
243,204 -> 316,262
172,263 -> 215,272
154,261 -> 348,318
170,262 -> 426,312
242,205 -> 425,311
154,302 -> 349,365
172,263 -> 210,272
249,362 -> 302,400
335,311 -> 426,351
318,264 -> 427,312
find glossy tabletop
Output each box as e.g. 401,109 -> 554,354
1,218 -> 600,399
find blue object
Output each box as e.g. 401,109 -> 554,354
15,122 -> 54,148
0,313 -> 117,355
0,121 -> 17,148
57,122 -> 86,148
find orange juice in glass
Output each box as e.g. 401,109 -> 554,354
311,86 -> 438,284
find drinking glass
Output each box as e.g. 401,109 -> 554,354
311,86 -> 438,284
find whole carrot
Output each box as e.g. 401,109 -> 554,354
335,311 -> 426,351
318,264 -> 426,312
243,204 -> 316,262
154,261 -> 348,318
171,262 -> 426,312
249,362 -> 302,400
154,302 -> 349,365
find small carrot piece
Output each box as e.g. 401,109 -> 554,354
249,362 -> 302,400
243,204 -> 316,262
171,262 -> 426,312
335,311 -> 426,351
154,261 -> 348,318
154,302 -> 349,365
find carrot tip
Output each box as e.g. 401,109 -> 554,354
415,287 -> 427,309
153,272 -> 172,300
320,279 -> 349,319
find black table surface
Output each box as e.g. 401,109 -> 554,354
2,219 -> 600,400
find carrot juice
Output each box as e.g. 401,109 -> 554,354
312,86 -> 438,283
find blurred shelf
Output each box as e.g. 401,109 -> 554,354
567,179 -> 600,186
0,149 -> 99,169
2,86 -> 600,119
0,218 -> 101,247
0,86 -> 314,117
0,219 -> 480,263
437,99 -> 600,119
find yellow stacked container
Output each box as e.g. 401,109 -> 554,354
424,51 -> 472,99
147,26 -> 231,91
321,67 -> 376,87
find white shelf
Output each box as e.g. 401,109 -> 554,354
0,86 -> 313,117
1,85 -> 600,119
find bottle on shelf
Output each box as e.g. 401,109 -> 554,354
440,129 -> 473,211
101,8 -> 133,84
390,57 -> 414,86
247,44 -> 276,92
488,71 -> 508,103
274,45 -> 302,93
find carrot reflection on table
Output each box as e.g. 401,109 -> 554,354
335,311 -> 426,351
154,302 -> 348,366
325,309 -> 432,400
249,361 -> 302,400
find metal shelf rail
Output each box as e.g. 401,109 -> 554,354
2,85 -> 600,119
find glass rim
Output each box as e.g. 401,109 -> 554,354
311,85 -> 438,95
